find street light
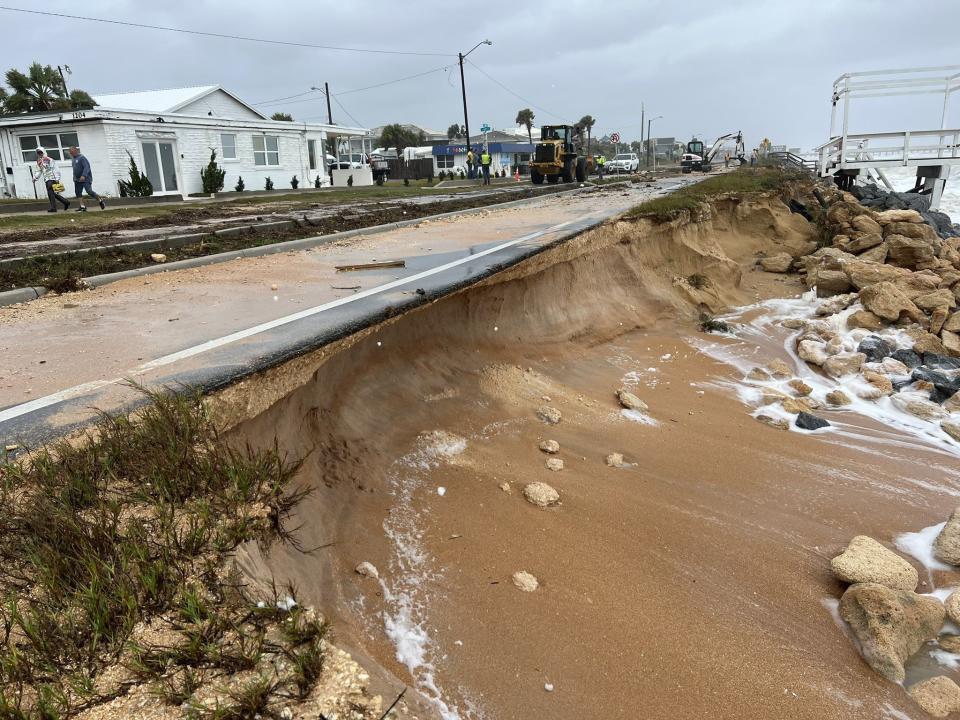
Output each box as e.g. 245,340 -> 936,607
647,115 -> 663,169
458,39 -> 492,175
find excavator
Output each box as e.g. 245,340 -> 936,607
529,125 -> 591,184
680,131 -> 746,173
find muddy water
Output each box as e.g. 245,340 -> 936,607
225,196 -> 960,719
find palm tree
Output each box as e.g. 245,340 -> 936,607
577,115 -> 596,155
270,112 -> 293,121
515,108 -> 535,145
447,123 -> 465,140
2,63 -> 96,114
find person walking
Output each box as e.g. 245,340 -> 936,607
68,146 -> 106,211
597,154 -> 606,180
481,148 -> 492,185
466,148 -> 475,179
34,148 -> 69,213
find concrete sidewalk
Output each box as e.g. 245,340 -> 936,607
0,178 -> 695,446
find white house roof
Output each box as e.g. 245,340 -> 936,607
91,85 -> 268,119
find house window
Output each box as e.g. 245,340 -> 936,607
308,139 -> 317,170
18,132 -> 80,162
436,154 -> 454,168
253,135 -> 279,166
220,133 -> 237,160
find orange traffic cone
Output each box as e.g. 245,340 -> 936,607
515,168 -> 521,182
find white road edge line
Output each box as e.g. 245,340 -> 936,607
0,216 -> 582,425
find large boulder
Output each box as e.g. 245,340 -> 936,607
845,232 -> 884,254
816,293 -> 858,316
892,348 -> 923,369
759,252 -> 794,273
815,269 -> 853,297
859,242 -> 889,264
944,312 -> 960,333
895,271 -> 941,299
830,535 -> 918,591
823,351 -> 867,379
914,288 -> 956,313
892,393 -> 949,421
826,389 -> 852,406
852,214 -> 883,235
942,329 -> 960,356
795,411 -> 830,430
847,309 -> 885,331
934,508 -> 960,565
844,260 -> 908,290
886,220 -> 940,243
908,676 -> 960,718
946,588 -> 960,624
838,582 -> 945,682
877,208 -> 924,225
859,281 -> 923,322
857,336 -> 893,362
887,234 -> 937,270
914,332 -> 948,356
798,339 -> 829,366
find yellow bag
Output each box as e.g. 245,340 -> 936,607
51,182 -> 65,193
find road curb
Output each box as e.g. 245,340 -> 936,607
0,185 -> 595,306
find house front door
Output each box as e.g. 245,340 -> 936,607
140,140 -> 180,194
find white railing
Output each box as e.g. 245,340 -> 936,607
816,128 -> 960,176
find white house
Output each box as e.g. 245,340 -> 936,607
0,85 -> 369,199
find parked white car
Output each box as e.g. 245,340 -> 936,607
607,153 -> 640,172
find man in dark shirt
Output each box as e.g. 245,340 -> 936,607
68,146 -> 106,211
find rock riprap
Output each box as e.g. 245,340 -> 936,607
934,508 -> 960,565
830,535 -> 918,591
908,676 -> 960,718
838,582 -> 944,682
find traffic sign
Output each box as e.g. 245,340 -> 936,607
480,124 -> 491,133
610,132 -> 620,143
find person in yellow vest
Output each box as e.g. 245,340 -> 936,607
596,154 -> 606,180
466,148 -> 475,179
481,149 -> 492,185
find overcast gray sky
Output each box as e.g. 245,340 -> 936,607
3,0 -> 960,149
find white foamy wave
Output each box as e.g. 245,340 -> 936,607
380,431 -> 480,719
895,523 -> 952,574
881,702 -> 916,720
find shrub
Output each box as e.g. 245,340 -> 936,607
403,177 -> 410,187
314,175 -> 321,189
234,176 -> 245,192
347,175 -> 353,187
117,151 -> 153,197
200,149 -> 226,194
264,176 -> 274,191
375,174 -> 384,186
290,175 -> 299,190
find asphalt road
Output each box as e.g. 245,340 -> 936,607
0,177 -> 696,447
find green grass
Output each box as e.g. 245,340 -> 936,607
627,167 -> 804,220
0,387 -> 316,718
0,182 -> 471,234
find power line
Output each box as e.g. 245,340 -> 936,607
338,64 -> 452,95
253,89 -> 322,106
331,95 -> 363,128
0,5 -> 454,57
465,59 -> 568,123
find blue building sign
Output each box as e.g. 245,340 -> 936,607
432,142 -> 533,156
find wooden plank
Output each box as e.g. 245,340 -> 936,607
334,260 -> 406,272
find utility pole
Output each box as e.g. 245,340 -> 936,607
640,102 -> 645,166
325,82 -> 333,125
647,115 -> 663,169
57,65 -> 70,95
458,53 -> 471,164
457,40 -> 492,174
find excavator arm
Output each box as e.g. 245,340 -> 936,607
705,131 -> 745,164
